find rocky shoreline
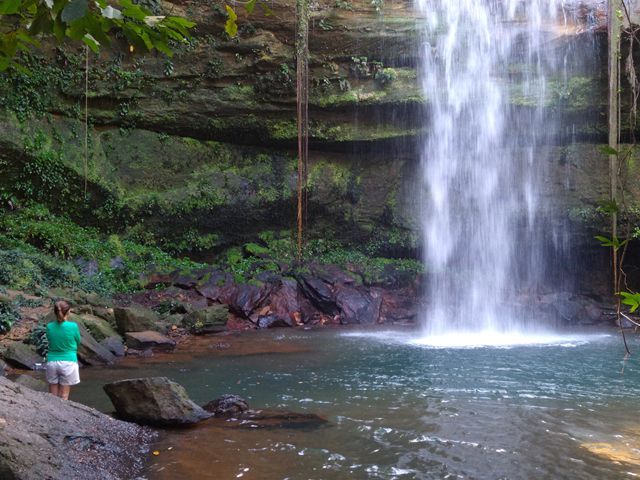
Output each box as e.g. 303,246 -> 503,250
0,376 -> 155,480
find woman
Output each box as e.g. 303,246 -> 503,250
45,301 -> 81,400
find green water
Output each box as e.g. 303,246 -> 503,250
74,328 -> 640,479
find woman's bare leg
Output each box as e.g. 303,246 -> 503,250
59,384 -> 71,400
49,384 -> 59,396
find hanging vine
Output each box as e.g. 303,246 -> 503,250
295,0 -> 310,263
84,45 -> 89,200
602,0 -> 640,355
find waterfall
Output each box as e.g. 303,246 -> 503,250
416,1 -> 601,343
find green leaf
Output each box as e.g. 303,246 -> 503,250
598,145 -> 619,156
258,1 -> 272,16
0,0 -> 22,14
245,0 -> 257,14
597,199 -> 619,215
594,235 -> 614,247
620,291 -> 640,313
82,33 -> 100,53
60,0 -> 88,23
224,5 -> 238,37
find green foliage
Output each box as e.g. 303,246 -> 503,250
28,322 -> 49,356
224,1 -> 272,38
374,68 -> 397,87
0,204 -> 203,294
0,0 -> 195,70
16,131 -> 72,205
217,232 -> 423,287
594,235 -> 628,251
0,298 -> 20,334
620,291 -> 640,313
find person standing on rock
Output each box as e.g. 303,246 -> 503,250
45,301 -> 81,400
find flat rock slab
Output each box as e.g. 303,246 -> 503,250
103,377 -> 212,427
0,376 -> 154,480
125,331 -> 176,352
0,341 -> 42,370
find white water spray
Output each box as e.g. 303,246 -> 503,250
417,1 -> 602,344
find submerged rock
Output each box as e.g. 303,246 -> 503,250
235,410 -> 329,430
103,377 -> 211,427
10,374 -> 47,392
0,341 -> 42,370
0,358 -> 7,376
0,376 -> 154,479
114,306 -> 159,334
203,394 -> 250,417
100,336 -> 126,357
124,331 -> 176,352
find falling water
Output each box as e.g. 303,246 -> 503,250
417,1 -> 602,343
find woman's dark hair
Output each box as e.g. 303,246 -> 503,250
53,301 -> 71,322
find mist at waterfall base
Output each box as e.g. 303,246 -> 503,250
75,329 -> 640,479
416,1 -> 603,345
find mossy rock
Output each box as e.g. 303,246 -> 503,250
114,306 -> 159,334
181,305 -> 228,334
73,313 -> 120,342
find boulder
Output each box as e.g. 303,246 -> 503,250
310,263 -> 356,286
203,394 -> 250,417
103,377 -> 212,427
195,269 -> 234,300
75,313 -> 120,341
220,283 -> 273,318
92,306 -> 116,324
296,275 -> 339,315
0,358 -> 7,376
181,305 -> 228,334
114,306 -> 159,334
0,376 -> 154,479
11,374 -> 48,392
268,278 -> 305,326
257,314 -> 291,329
0,341 -> 42,370
74,321 -> 117,366
335,285 -> 382,324
124,331 -> 176,352
100,336 -> 126,357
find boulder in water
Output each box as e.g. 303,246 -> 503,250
203,394 -> 250,417
124,331 -> 176,352
0,341 -> 42,370
103,377 -> 212,426
101,336 -> 126,357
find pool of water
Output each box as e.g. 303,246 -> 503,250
74,327 -> 640,479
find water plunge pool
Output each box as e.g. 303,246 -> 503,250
75,327 -> 640,479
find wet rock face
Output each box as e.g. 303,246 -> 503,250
0,376 -> 154,480
103,377 -> 212,427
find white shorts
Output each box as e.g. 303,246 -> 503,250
45,361 -> 80,385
